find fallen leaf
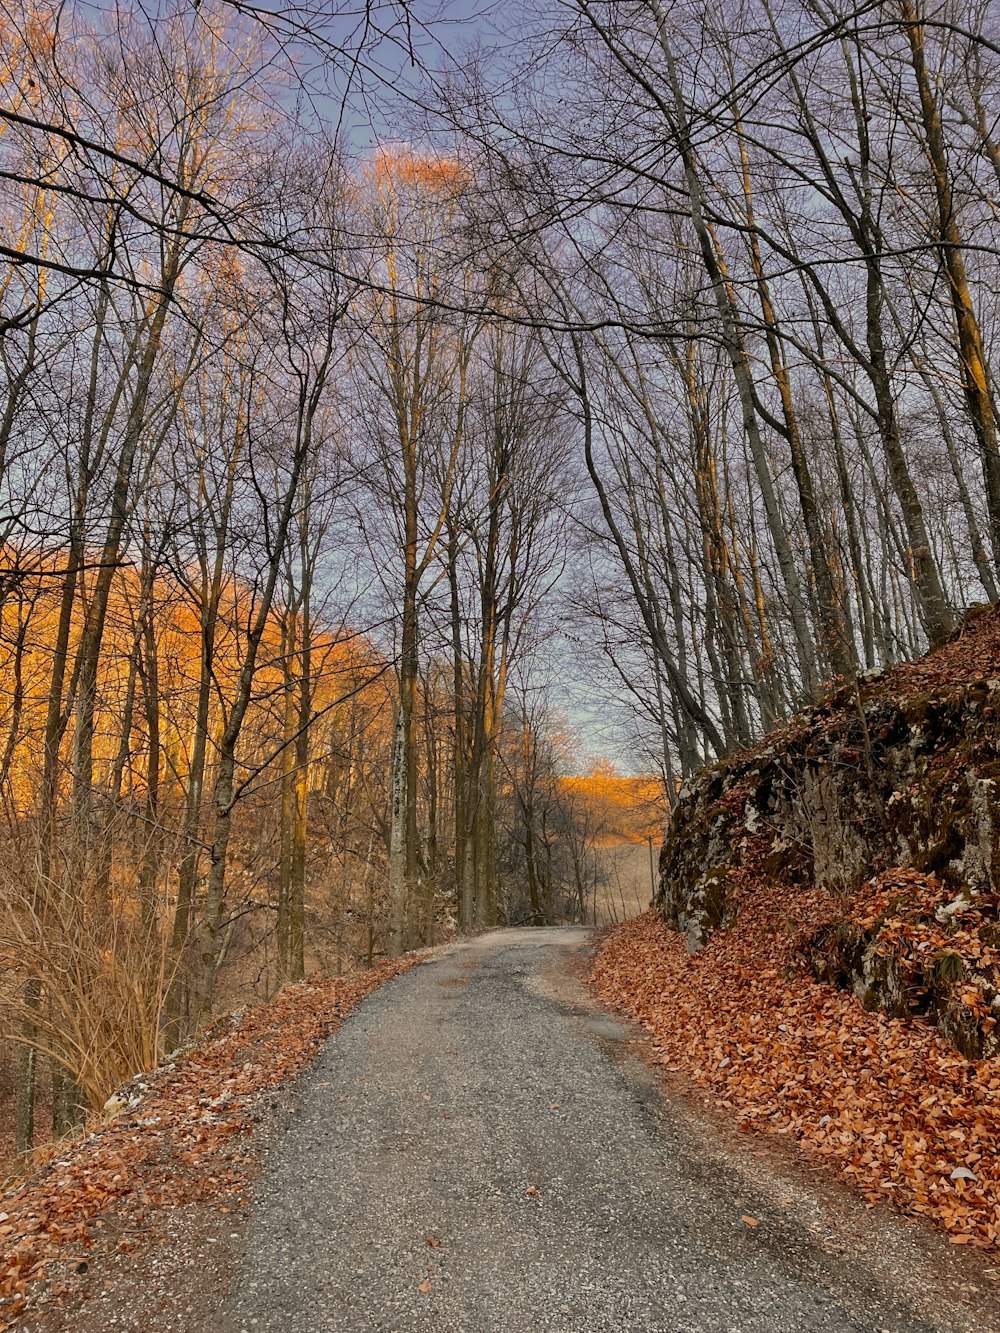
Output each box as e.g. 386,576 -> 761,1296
593,895 -> 1000,1251
418,1279 -> 432,1294
740,1216 -> 759,1227
0,957 -> 419,1323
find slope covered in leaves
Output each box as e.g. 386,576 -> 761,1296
593,902 -> 1000,1248
0,958 -> 414,1330
729,602 -> 1000,767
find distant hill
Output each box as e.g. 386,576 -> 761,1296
561,763 -> 668,847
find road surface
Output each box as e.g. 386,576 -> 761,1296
230,928 -> 995,1333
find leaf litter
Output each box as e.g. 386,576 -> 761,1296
593,901 -> 1000,1250
0,957 -> 415,1329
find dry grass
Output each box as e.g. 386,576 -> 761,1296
592,841 -> 656,925
1,873 -> 176,1114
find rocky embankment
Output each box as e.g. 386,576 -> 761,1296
659,607 -> 1000,1060
592,611 -> 1000,1249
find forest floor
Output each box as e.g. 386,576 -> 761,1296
595,902 -> 1000,1251
4,928 -> 996,1331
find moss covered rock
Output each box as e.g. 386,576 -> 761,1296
657,627 -> 1000,1056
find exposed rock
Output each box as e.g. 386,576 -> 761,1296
659,682 -> 1000,917
102,1073 -> 152,1118
658,610 -> 1000,1056
806,899 -> 1000,1060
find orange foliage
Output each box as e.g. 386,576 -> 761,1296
562,761 -> 667,845
0,549 -> 389,812
371,144 -> 469,196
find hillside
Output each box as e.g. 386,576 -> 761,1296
594,608 -> 1000,1248
559,765 -> 667,925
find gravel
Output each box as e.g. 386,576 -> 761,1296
230,927 -> 999,1333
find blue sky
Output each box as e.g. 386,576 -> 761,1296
277,0 -> 511,152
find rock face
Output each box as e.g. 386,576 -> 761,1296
660,680 -> 1000,938
807,901 -> 1000,1061
657,619 -> 1000,1057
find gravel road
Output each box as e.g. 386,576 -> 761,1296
230,927 -> 998,1333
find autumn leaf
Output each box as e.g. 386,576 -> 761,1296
0,958 -> 417,1327
593,906 -> 1000,1251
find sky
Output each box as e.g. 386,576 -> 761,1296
263,0 -> 511,153
328,0 -> 644,772
271,0 -> 647,773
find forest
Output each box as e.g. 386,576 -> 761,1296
1,0 -> 999,1162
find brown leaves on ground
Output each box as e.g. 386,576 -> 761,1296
875,603 -> 1000,699
850,869 -> 1000,1023
725,604 -> 1000,770
592,902 -> 1000,1249
0,958 -> 414,1330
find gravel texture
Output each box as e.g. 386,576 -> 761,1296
230,927 -> 999,1333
